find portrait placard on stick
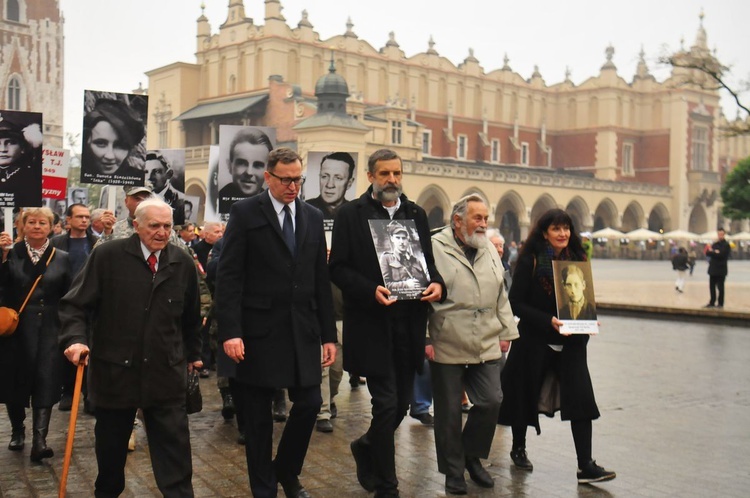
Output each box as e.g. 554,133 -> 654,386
146,149 -> 187,225
553,260 -> 599,334
304,151 -> 358,232
368,219 -> 430,301
0,110 -> 43,207
80,90 -> 148,187
217,125 -> 275,215
42,147 -> 70,200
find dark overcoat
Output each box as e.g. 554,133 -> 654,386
0,243 -> 71,407
215,191 -> 336,389
706,239 -> 730,277
328,188 -> 445,377
498,251 -> 599,434
58,235 -> 202,409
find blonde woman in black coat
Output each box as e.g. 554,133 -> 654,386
0,207 -> 71,462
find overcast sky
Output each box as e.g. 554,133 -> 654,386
60,0 -> 750,143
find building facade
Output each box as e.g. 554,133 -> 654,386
0,0 -> 64,147
146,0 -> 749,238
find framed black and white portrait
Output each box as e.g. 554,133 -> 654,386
304,151 -> 358,229
0,110 -> 43,208
146,148 -> 186,225
80,90 -> 148,187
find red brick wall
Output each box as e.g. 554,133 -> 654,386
26,0 -> 60,22
548,133 -> 597,169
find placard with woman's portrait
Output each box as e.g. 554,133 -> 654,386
80,90 -> 148,187
0,110 -> 43,208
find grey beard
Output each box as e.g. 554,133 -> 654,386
373,183 -> 402,203
461,226 -> 487,249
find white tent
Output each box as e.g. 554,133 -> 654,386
699,231 -> 718,242
662,229 -> 700,241
591,227 -> 625,239
625,228 -> 663,241
728,231 -> 750,242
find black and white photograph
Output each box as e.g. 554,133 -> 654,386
183,193 -> 200,224
0,110 -> 43,208
553,260 -> 599,334
304,151 -> 358,230
146,148 -> 186,225
204,145 -> 221,222
98,185 -> 127,221
368,219 -> 430,301
68,186 -> 89,206
80,90 -> 148,187
217,125 -> 275,214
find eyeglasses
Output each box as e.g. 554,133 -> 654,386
268,171 -> 305,186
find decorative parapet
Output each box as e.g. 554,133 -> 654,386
404,160 -> 672,197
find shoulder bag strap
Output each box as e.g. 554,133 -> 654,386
17,248 -> 56,316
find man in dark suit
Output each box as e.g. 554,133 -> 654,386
704,227 -> 731,308
59,198 -> 203,497
216,147 -> 337,498
329,148 -> 445,498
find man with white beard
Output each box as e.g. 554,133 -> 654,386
426,194 -> 519,495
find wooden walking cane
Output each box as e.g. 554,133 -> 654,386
59,350 -> 88,498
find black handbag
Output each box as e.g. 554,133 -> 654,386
186,370 -> 202,414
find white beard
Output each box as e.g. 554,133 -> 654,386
461,226 -> 487,249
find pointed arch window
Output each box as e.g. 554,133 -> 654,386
7,0 -> 20,22
7,77 -> 22,110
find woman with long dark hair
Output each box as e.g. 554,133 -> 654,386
0,207 -> 71,462
498,208 -> 615,484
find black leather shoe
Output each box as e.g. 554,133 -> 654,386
221,393 -> 235,420
58,393 -> 73,412
272,404 -> 287,422
237,431 -> 246,445
8,427 -> 25,451
410,412 -> 434,426
465,456 -> 494,488
350,438 -> 376,491
510,448 -> 533,471
278,474 -> 311,498
316,419 -> 333,433
445,475 -> 467,495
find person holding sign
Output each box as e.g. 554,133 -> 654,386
497,208 -> 615,484
329,148 -> 445,497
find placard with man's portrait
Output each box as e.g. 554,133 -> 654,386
145,148 -> 186,225
217,125 -> 276,215
0,110 -> 43,208
304,151 -> 358,231
368,219 -> 430,301
552,260 -> 599,334
80,90 -> 148,187
68,187 -> 89,206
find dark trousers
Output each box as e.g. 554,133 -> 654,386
361,320 -> 415,494
709,275 -> 726,306
94,406 -> 193,498
431,360 -> 502,477
240,383 -> 321,498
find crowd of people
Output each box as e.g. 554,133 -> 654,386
0,147 -> 618,497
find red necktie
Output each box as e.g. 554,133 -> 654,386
147,253 -> 157,273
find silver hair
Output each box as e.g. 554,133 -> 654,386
90,208 -> 106,221
134,198 -> 172,225
202,221 -> 223,232
486,228 -> 504,244
450,194 -> 486,229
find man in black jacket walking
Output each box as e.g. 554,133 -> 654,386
704,228 -> 731,308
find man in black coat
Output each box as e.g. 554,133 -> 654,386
705,227 -> 731,308
59,199 -> 203,498
329,148 -> 445,498
216,147 -> 336,498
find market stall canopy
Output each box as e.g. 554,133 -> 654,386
662,229 -> 700,241
625,228 -> 663,241
591,227 -> 625,239
728,231 -> 750,242
699,231 -> 719,242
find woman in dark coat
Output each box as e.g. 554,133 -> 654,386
0,207 -> 71,462
498,208 -> 615,484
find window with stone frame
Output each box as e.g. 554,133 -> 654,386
692,125 -> 709,171
422,130 -> 432,155
622,142 -> 635,176
457,134 -> 468,159
391,120 -> 402,145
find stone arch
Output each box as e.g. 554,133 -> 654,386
496,190 -> 526,244
688,204 -> 708,234
459,187 -> 489,205
621,201 -> 645,232
416,184 -> 450,230
185,180 -> 207,224
530,193 -> 559,228
648,203 -> 671,232
565,196 -> 591,232
593,198 -> 619,230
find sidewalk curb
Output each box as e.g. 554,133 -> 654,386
598,302 -> 750,327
